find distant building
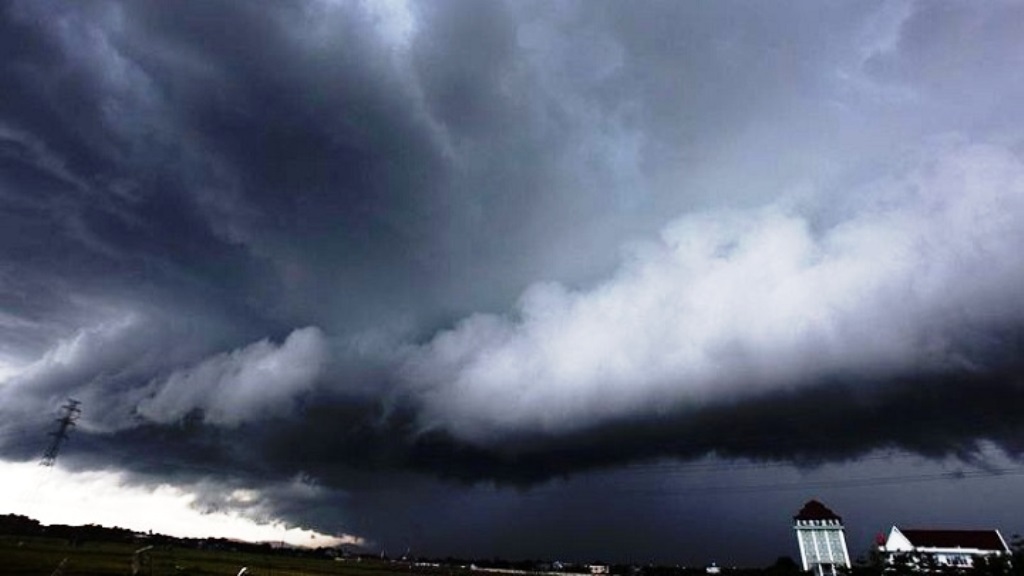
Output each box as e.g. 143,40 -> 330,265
794,500 -> 851,576
878,526 -> 1010,571
589,565 -> 610,575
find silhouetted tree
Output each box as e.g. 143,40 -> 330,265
766,556 -> 802,576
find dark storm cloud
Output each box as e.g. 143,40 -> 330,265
4,0 -> 1024,562
33,364 -> 1024,564
56,361 -> 1024,491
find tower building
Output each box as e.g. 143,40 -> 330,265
794,500 -> 851,576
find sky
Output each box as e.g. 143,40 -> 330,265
2,0 -> 1024,566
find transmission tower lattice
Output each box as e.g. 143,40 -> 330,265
41,399 -> 81,467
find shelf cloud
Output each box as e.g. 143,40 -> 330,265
2,0 -> 1024,563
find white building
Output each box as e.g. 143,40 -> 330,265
794,500 -> 851,576
879,526 -> 1010,571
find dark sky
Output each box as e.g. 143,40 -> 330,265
3,0 -> 1024,566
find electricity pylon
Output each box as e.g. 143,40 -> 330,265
40,399 -> 81,467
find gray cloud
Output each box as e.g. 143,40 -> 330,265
401,141 -> 1024,443
3,0 -> 1024,564
138,326 -> 328,426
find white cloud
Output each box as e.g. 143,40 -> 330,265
0,355 -> 24,386
361,0 -> 416,50
404,141 -> 1024,443
0,311 -> 146,423
138,327 -> 329,426
0,304 -> 241,432
0,460 -> 362,547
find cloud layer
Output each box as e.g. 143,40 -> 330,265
138,326 -> 328,426
403,142 -> 1024,443
2,0 -> 1024,563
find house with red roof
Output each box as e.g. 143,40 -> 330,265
879,526 -> 1011,571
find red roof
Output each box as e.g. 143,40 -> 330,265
901,530 -> 1008,552
794,500 -> 842,522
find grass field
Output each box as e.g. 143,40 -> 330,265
0,535 -> 460,576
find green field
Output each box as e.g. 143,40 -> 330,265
0,536 -> 458,576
